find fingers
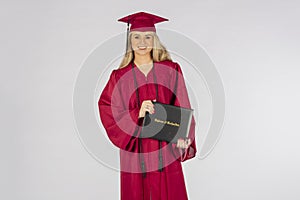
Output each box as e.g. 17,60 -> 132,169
142,100 -> 155,114
176,138 -> 191,149
138,100 -> 156,118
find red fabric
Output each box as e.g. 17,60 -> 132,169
98,60 -> 196,200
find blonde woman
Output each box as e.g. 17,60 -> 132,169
98,12 -> 196,200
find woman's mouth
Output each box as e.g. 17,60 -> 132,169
138,46 -> 147,50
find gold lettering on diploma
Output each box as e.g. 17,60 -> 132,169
154,118 -> 180,127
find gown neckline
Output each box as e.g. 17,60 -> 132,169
133,61 -> 154,79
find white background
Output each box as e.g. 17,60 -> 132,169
1,0 -> 300,199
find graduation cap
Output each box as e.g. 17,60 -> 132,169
118,11 -> 168,32
118,12 -> 168,51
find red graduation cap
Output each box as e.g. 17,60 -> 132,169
118,11 -> 168,32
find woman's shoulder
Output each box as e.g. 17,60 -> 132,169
155,60 -> 181,70
110,63 -> 132,79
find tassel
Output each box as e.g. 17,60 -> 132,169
125,20 -> 129,52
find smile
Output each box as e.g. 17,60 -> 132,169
138,46 -> 147,50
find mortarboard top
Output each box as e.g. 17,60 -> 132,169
118,11 -> 168,32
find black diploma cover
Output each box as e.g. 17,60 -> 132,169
140,102 -> 193,143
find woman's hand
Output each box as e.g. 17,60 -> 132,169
138,100 -> 156,118
177,138 -> 191,149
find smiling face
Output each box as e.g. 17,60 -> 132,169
130,31 -> 154,56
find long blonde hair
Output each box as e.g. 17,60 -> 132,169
119,32 -> 172,68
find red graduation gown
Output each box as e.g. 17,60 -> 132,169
98,60 -> 196,200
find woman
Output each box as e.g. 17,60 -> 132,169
98,12 -> 196,200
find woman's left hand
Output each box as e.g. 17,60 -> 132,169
176,138 -> 191,149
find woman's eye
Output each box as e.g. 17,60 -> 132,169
134,36 -> 140,39
146,36 -> 152,39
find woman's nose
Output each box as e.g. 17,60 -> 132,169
140,37 -> 146,44
139,41 -> 145,45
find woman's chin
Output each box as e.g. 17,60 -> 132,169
134,49 -> 152,56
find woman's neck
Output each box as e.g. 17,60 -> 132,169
134,54 -> 153,67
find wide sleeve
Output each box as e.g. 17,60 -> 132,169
171,62 -> 197,162
98,70 -> 140,152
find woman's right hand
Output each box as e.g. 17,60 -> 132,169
138,100 -> 156,118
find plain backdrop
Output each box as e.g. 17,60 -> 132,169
1,0 -> 300,199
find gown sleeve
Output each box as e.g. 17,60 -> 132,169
171,62 -> 197,162
98,70 -> 140,152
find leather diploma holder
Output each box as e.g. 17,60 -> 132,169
140,102 -> 193,143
